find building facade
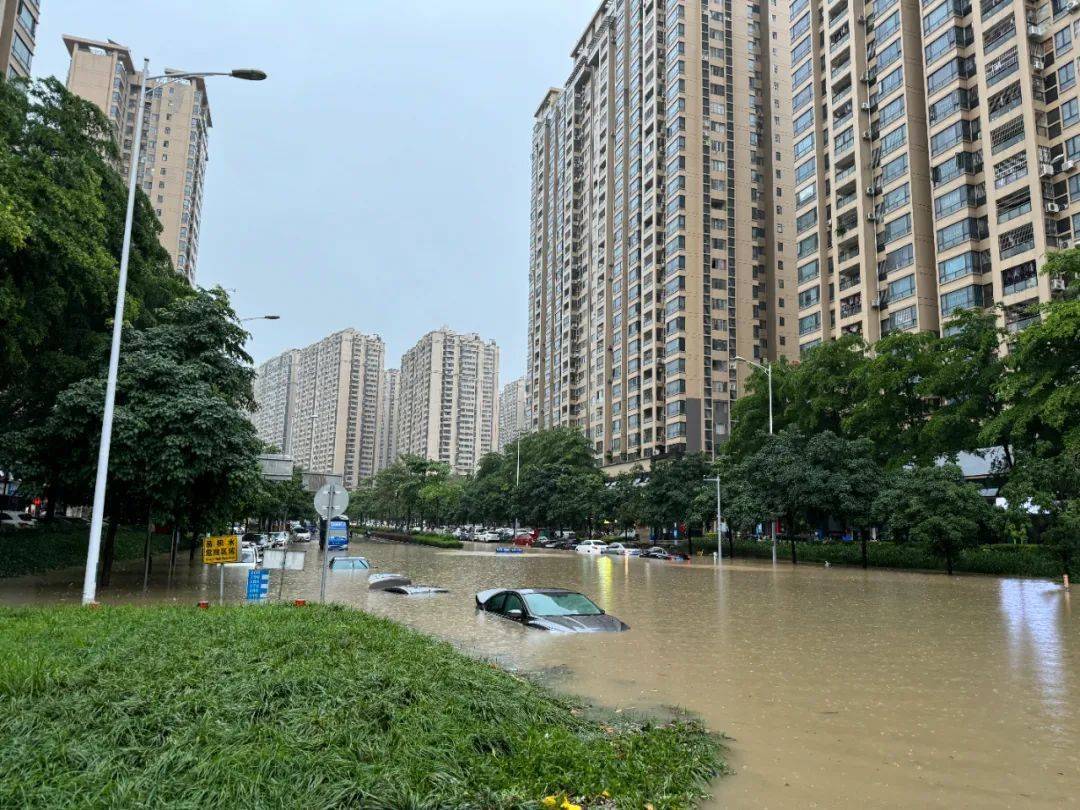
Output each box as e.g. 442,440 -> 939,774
375,368 -> 400,472
64,35 -> 211,283
252,350 -> 300,455
397,328 -> 499,475
793,0 -> 1069,351
254,330 -> 385,489
0,0 -> 37,79
527,0 -> 797,470
498,377 -> 528,451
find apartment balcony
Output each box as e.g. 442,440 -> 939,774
840,293 -> 863,318
838,266 -> 861,291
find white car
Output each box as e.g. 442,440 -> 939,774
269,531 -> 290,548
477,531 -> 501,543
291,526 -> 311,542
1,510 -> 36,530
604,542 -> 640,556
575,540 -> 609,555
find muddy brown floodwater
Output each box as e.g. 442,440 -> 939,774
3,539 -> 1078,808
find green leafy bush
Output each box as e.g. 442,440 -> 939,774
0,523 -> 173,579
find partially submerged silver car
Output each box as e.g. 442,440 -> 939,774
475,588 -> 629,633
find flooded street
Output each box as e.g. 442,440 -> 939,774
3,540 -> 1078,808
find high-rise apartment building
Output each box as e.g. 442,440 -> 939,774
1,0 -> 37,79
252,350 -> 300,455
527,0 -> 797,470
397,328 -> 499,475
64,35 -> 211,283
794,0 -> 1068,351
375,368 -> 400,472
254,330 -> 384,488
498,377 -> 528,451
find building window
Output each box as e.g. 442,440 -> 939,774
17,2 -> 35,36
10,33 -> 32,71
888,274 -> 916,302
940,284 -> 985,315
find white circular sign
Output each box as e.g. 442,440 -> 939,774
314,483 -> 349,519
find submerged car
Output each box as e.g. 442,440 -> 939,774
574,540 -> 609,555
369,573 -> 411,590
640,546 -> 689,561
385,585 -> 448,595
603,542 -> 640,556
475,588 -> 629,633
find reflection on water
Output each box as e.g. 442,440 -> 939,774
3,540 -> 1077,808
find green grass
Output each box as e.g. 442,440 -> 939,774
698,535 -> 1060,578
0,523 -> 174,579
368,528 -> 463,549
0,605 -> 723,809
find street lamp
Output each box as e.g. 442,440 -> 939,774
704,473 -> 722,567
240,314 -> 281,322
732,354 -> 777,564
81,61 -> 267,606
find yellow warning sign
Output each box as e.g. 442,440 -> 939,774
202,534 -> 240,564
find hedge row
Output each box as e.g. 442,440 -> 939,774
0,522 -> 174,579
365,529 -> 463,549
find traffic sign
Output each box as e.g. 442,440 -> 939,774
314,483 -> 349,519
246,569 -> 270,601
203,534 -> 240,564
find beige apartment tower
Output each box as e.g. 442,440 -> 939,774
0,0 -> 37,79
64,35 -> 211,283
254,330 -> 384,489
397,328 -> 499,475
794,0 -> 1070,351
252,350 -> 300,455
375,368 -> 401,472
527,0 -> 798,470
498,377 -> 528,451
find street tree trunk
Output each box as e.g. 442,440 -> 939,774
727,528 -> 734,560
860,530 -> 869,569
100,490 -> 119,587
945,545 -> 954,576
687,517 -> 694,556
790,536 -> 798,565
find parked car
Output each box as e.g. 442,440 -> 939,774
269,531 -> 290,548
291,526 -> 311,542
475,588 -> 629,632
575,539 -> 608,555
513,534 -> 534,547
1,511 -> 36,530
640,546 -> 689,561
603,542 -> 640,556
550,539 -> 577,550
477,531 -> 501,543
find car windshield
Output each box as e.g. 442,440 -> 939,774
523,592 -> 603,617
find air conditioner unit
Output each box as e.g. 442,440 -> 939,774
1040,162 -> 1056,177
857,14 -> 866,23
1032,57 -> 1045,70
1046,202 -> 1062,213
1070,0 -> 1080,12
862,129 -> 874,140
860,101 -> 873,111
866,185 -> 879,196
866,212 -> 879,222
861,71 -> 876,83
1051,276 -> 1068,291
1063,159 -> 1076,172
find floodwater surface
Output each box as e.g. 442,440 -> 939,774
3,539 -> 1077,808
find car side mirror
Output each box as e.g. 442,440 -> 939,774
507,609 -> 523,618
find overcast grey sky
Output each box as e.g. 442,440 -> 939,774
35,1 -> 591,381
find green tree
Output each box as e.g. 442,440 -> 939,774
920,310 -> 1008,463
873,464 -> 993,574
41,288 -> 262,583
643,453 -> 711,553
844,331 -> 940,467
0,78 -> 185,511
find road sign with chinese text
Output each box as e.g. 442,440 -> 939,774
203,534 -> 240,564
246,569 -> 270,601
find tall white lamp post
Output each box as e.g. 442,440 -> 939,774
82,63 -> 266,606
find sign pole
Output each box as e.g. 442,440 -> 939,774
219,564 -> 225,605
319,488 -> 334,604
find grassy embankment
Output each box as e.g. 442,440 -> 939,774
693,536 -> 1061,578
0,523 -> 174,579
366,528 -> 463,549
0,605 -> 723,808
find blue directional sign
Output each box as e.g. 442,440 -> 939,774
246,569 -> 270,601
327,519 -> 349,551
